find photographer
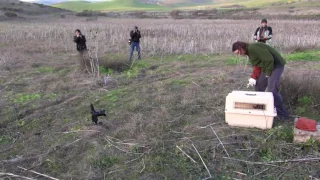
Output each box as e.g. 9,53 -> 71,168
250,19 -> 273,92
73,29 -> 89,71
129,26 -> 141,62
74,29 -> 87,52
253,19 -> 272,45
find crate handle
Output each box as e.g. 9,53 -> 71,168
245,93 -> 256,96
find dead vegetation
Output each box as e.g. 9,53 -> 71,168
0,17 -> 319,179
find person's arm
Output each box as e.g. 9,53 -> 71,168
73,36 -> 79,43
82,35 -> 86,43
253,27 -> 259,40
137,30 -> 141,38
130,31 -> 134,39
250,66 -> 261,79
248,44 -> 274,76
265,27 -> 272,40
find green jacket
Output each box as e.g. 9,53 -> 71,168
246,43 -> 286,76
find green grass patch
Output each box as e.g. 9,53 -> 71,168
149,54 -> 214,62
170,79 -> 190,86
285,51 -> 320,62
13,93 -> 41,104
295,96 -> 313,116
92,155 -> 120,169
36,67 -> 54,73
0,135 -> 13,145
99,66 -> 114,75
44,160 -> 62,175
53,0 -> 168,12
98,88 -> 129,110
226,56 -> 249,65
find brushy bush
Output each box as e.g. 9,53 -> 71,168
99,57 -> 129,72
170,10 -> 181,19
4,12 -> 18,18
76,10 -> 106,17
280,69 -> 320,111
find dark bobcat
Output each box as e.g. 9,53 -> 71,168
90,104 -> 106,124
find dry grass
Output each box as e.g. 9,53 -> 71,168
0,17 -> 320,180
0,18 -> 320,59
281,62 -> 320,118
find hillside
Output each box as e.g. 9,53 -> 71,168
0,0 -> 69,19
52,0 -> 320,12
53,0 -> 168,11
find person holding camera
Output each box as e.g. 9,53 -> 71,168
129,26 -> 141,62
73,29 -> 89,71
253,18 -> 272,45
249,19 -> 273,93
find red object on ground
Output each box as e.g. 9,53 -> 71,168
250,66 -> 262,79
295,117 -> 317,132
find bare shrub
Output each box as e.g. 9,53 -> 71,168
4,12 -> 18,17
280,69 -> 320,109
99,58 -> 128,72
170,10 -> 181,19
0,19 -> 319,61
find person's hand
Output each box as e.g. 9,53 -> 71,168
76,34 -> 79,37
266,75 -> 269,78
247,78 -> 256,88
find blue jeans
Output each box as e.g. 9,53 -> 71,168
129,42 -> 141,61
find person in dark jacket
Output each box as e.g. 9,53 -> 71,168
254,19 -> 272,44
129,26 -> 141,62
73,29 -> 89,71
74,29 -> 87,51
232,41 -> 290,120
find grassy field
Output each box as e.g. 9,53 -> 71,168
52,0 -> 318,12
0,18 -> 320,179
53,0 -> 169,12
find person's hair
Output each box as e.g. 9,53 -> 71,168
134,26 -> 138,30
232,41 -> 248,52
75,29 -> 81,34
261,18 -> 267,23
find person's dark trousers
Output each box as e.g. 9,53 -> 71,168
266,65 -> 289,118
129,42 -> 141,62
255,72 -> 268,92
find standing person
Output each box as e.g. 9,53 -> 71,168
232,41 -> 290,120
129,26 -> 141,62
250,19 -> 273,91
73,29 -> 89,71
253,19 -> 272,45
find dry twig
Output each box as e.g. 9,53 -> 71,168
0,172 -> 35,180
176,145 -> 197,163
192,144 -> 212,179
210,125 -> 230,158
17,166 -> 59,180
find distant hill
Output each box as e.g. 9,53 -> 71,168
0,0 -> 68,16
53,0 -> 168,12
52,0 -> 320,12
